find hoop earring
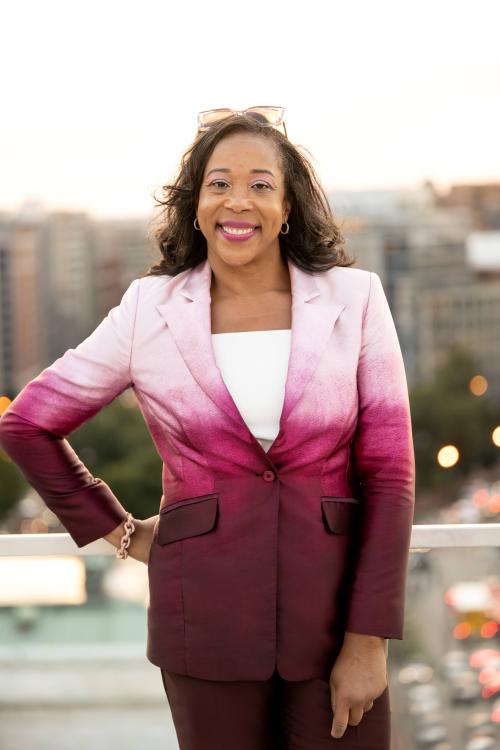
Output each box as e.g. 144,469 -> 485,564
280,221 -> 290,235
194,217 -> 201,231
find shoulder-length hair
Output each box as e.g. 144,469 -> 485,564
145,115 -> 356,276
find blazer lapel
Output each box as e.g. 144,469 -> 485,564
156,259 -> 245,429
280,260 -> 345,428
155,256 -> 345,443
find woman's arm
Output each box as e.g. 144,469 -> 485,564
328,272 -> 414,738
0,278 -> 141,548
344,271 -> 416,640
0,410 -> 129,547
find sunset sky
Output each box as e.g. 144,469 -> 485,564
1,0 -> 499,217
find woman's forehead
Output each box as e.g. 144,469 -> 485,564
205,134 -> 282,172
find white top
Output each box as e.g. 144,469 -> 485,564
211,329 -> 291,452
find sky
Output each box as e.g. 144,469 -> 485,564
1,0 -> 499,218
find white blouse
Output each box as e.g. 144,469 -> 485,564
211,329 -> 292,452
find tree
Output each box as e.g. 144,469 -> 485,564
410,344 -> 500,495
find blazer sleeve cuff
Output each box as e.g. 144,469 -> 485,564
54,479 -> 129,549
344,591 -> 406,640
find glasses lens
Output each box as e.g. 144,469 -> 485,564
198,109 -> 235,130
245,107 -> 284,126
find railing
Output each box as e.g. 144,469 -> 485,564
1,523 -> 500,555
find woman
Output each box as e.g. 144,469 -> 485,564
0,106 -> 415,749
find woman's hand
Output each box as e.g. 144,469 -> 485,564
329,632 -> 388,739
126,515 -> 159,564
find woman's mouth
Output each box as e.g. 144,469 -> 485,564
217,224 -> 259,243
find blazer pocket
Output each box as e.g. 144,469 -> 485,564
321,496 -> 360,535
157,493 -> 219,545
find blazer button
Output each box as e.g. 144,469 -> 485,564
262,470 -> 276,482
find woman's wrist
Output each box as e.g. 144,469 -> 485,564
115,512 -> 136,558
104,518 -> 130,548
104,514 -> 140,555
103,516 -> 155,564
343,631 -> 385,647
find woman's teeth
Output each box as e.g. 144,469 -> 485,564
220,225 -> 256,235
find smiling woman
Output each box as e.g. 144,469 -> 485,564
147,111 -> 354,277
0,108 -> 414,750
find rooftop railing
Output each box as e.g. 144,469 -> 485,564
1,523 -> 500,556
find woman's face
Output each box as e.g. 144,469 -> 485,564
196,132 -> 291,268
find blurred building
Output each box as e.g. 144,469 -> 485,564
332,182 -> 500,403
437,182 -> 500,230
0,207 -> 153,399
41,211 -> 96,355
0,207 -> 44,396
91,218 -> 156,317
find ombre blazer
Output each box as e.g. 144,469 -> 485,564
0,256 -> 415,682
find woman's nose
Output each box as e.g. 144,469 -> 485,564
223,192 -> 253,210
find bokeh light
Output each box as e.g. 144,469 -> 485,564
437,445 -> 460,468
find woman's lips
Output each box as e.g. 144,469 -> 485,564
217,224 -> 259,243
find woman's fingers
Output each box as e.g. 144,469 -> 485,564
330,695 -> 376,737
331,696 -> 350,738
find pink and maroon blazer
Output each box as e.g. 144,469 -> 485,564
0,256 -> 415,682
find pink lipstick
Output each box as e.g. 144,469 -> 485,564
217,222 -> 259,243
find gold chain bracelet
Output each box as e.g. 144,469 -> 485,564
116,512 -> 136,559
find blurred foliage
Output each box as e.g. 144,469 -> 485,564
410,344 -> 500,495
0,448 -> 27,520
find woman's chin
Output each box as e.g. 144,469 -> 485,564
210,244 -> 259,264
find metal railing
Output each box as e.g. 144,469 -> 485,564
1,523 -> 500,556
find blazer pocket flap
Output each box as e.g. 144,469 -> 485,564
158,493 -> 219,545
321,497 -> 360,534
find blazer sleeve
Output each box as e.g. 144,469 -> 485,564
344,271 -> 416,640
0,278 -> 141,548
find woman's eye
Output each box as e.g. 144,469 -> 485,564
207,180 -> 271,190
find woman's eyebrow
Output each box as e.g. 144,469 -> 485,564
206,168 -> 275,177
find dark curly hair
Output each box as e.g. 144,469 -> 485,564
145,114 -> 356,276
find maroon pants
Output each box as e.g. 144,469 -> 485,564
160,667 -> 391,749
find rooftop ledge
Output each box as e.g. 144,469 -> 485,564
1,523 -> 500,556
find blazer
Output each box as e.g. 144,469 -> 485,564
0,256 -> 415,682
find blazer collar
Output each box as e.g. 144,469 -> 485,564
156,256 -> 345,453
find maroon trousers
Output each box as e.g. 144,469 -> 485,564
159,667 -> 391,749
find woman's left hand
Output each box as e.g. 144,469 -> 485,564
329,632 -> 388,739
